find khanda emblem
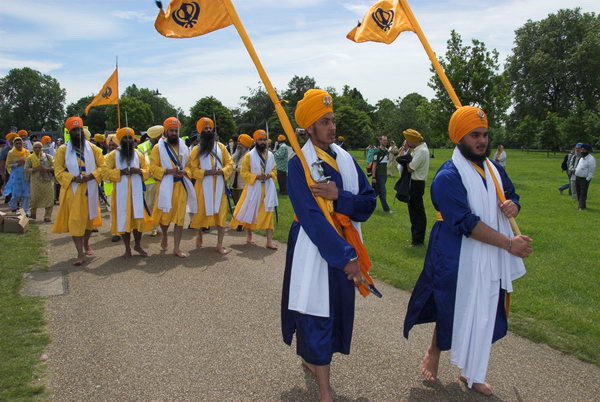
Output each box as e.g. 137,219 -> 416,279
101,86 -> 112,99
372,8 -> 394,32
172,1 -> 201,28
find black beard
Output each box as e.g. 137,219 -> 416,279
119,141 -> 135,165
70,134 -> 82,150
167,135 -> 179,145
199,133 -> 215,157
457,141 -> 490,163
581,151 -> 589,157
255,143 -> 267,153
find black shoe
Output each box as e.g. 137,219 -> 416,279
92,228 -> 99,232
411,241 -> 424,246
111,235 -> 121,242
202,227 -> 210,232
236,225 -> 243,232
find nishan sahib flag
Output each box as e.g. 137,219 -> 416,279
84,68 -> 119,115
346,0 -> 415,44
154,0 -> 232,38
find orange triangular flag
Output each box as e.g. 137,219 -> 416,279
347,0 -> 415,44
154,0 -> 232,38
84,68 -> 119,115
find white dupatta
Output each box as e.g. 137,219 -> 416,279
288,142 -> 360,318
115,150 -> 144,233
157,138 -> 197,214
450,147 -> 526,387
65,140 -> 99,220
234,148 -> 278,223
199,143 -> 224,216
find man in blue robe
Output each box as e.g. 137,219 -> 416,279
281,89 -> 376,402
403,106 -> 533,396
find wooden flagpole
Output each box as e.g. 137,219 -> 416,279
116,56 -> 121,129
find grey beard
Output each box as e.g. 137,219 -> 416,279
232,146 -> 247,164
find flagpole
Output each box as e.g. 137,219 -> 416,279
116,56 -> 121,128
399,0 -> 462,109
221,0 -> 340,232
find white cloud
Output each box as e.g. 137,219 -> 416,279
112,10 -> 155,23
0,54 -> 63,74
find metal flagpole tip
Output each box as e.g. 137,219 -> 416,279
155,0 -> 163,9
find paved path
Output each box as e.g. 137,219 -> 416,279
40,211 -> 600,400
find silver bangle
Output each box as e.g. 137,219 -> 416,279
349,256 -> 358,263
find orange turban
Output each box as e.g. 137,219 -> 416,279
116,127 -> 135,142
17,129 -> 28,137
448,106 -> 488,144
5,132 -> 18,141
295,89 -> 334,129
106,134 -> 118,146
403,129 -> 423,143
163,117 -> 180,131
65,117 -> 83,132
238,134 -> 253,148
41,136 -> 52,144
338,136 -> 345,141
93,134 -> 106,143
196,117 -> 214,133
253,129 -> 267,141
277,135 -> 286,142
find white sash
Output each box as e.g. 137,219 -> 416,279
450,147 -> 526,386
157,138 -> 197,214
199,143 -> 224,217
115,150 -> 144,233
288,142 -> 360,318
235,148 -> 278,224
65,141 -> 98,220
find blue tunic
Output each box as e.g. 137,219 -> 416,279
403,159 -> 520,350
281,149 -> 376,365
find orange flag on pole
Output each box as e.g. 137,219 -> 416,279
346,0 -> 415,44
154,0 -> 232,38
84,68 -> 119,115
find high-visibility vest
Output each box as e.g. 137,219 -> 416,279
137,140 -> 156,185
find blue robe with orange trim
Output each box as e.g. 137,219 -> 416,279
403,159 -> 520,350
281,149 -> 376,365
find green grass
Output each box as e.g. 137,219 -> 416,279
271,149 -> 600,366
0,224 -> 49,400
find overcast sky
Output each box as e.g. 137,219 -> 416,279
1,0 -> 598,113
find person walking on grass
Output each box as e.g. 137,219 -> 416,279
574,144 -> 596,211
371,135 -> 391,213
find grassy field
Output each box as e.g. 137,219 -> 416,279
0,224 -> 48,400
271,148 -> 599,366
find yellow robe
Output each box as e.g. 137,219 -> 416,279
150,143 -> 192,227
52,143 -> 104,236
6,147 -> 30,173
188,142 -> 234,228
230,151 -> 277,230
104,149 -> 153,235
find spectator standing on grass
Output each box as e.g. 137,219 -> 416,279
569,143 -> 583,201
403,129 -> 430,246
371,135 -> 391,213
559,145 -> 577,195
574,144 -> 596,211
494,145 -> 506,167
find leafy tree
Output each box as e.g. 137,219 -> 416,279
373,97 -> 400,140
428,31 -> 510,142
122,84 -> 178,125
235,84 -> 276,134
65,95 -> 108,134
185,96 -> 237,141
335,104 -> 374,149
0,67 -> 66,132
282,75 -> 317,111
337,85 -> 375,117
105,97 -> 153,134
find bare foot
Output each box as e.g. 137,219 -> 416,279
460,376 -> 493,396
73,255 -> 85,266
133,245 -> 148,257
174,249 -> 188,258
196,235 -> 203,249
122,250 -> 132,259
420,346 -> 440,382
300,358 -> 316,376
246,239 -> 256,245
161,236 -> 168,250
266,243 -> 278,250
216,247 -> 231,255
84,248 -> 94,256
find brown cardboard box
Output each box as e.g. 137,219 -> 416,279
0,211 -> 29,233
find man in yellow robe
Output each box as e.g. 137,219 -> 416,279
150,117 -> 197,258
138,125 -> 164,237
188,117 -> 234,254
104,127 -> 153,258
230,129 -> 278,249
52,117 -> 105,266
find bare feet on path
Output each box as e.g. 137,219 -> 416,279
174,249 -> 188,258
196,235 -> 202,249
84,247 -> 94,256
420,346 -> 440,382
133,245 -> 148,257
246,240 -> 256,245
73,254 -> 85,266
122,250 -> 132,259
216,247 -> 230,255
460,376 -> 493,396
161,237 -> 168,251
301,358 -> 316,376
266,243 -> 278,250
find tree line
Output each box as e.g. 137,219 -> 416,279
1,8 -> 598,150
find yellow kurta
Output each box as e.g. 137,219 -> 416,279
230,151 -> 277,230
6,147 -> 30,173
149,143 -> 192,227
104,149 -> 154,235
188,142 -> 234,228
52,143 -> 104,236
